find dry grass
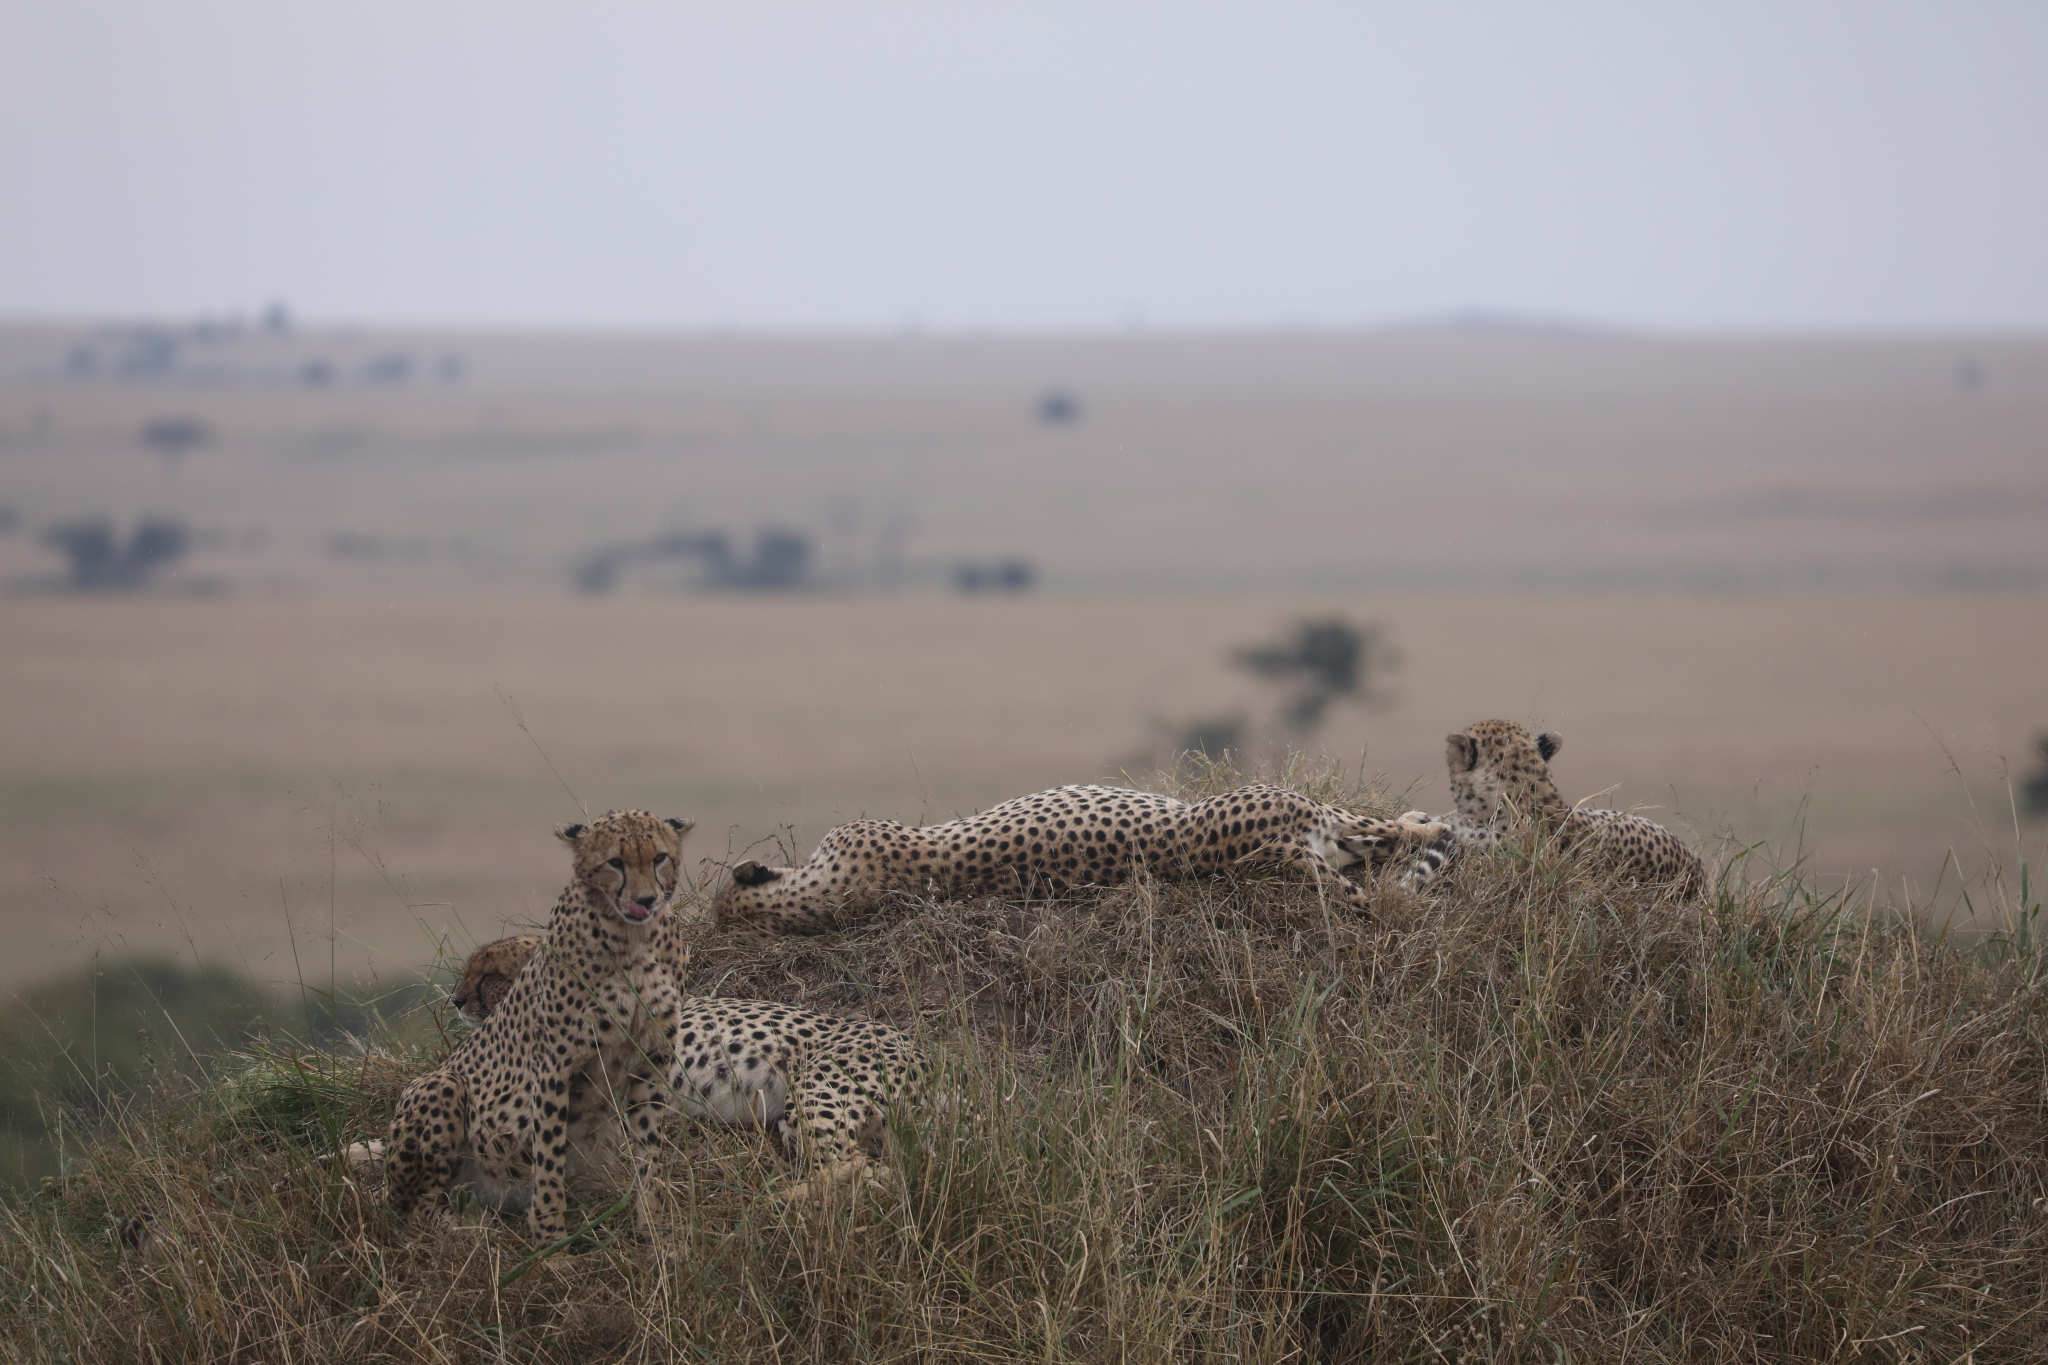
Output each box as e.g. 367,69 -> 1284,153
5,763 -> 2047,1363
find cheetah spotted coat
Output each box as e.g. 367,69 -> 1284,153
385,811 -> 696,1239
714,782 -> 1449,934
393,913 -> 930,1233
1430,720 -> 1706,897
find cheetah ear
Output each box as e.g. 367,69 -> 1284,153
555,822 -> 588,845
1536,732 -> 1563,762
1445,733 -> 1478,775
663,816 -> 695,835
730,861 -> 780,887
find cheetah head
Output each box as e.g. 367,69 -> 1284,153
1445,719 -> 1563,829
555,809 -> 694,925
450,934 -> 542,1024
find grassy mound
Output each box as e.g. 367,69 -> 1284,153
5,766 -> 2046,1363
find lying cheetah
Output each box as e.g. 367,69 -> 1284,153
435,932 -> 931,1200
714,782 -> 1450,934
1418,720 -> 1706,897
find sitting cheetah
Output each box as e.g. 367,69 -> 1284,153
433,932 -> 931,1202
714,782 -> 1450,934
1418,720 -> 1705,897
386,811 -> 697,1239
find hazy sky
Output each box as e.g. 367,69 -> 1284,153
3,1 -> 2044,332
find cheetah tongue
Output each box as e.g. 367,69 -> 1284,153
621,903 -> 652,922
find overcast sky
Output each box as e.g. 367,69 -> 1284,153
2,1 -> 2044,332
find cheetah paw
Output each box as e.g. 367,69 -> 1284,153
778,1159 -> 891,1202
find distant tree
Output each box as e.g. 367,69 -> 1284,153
1233,617 -> 1398,736
570,527 -> 813,594
2023,734 -> 2048,817
1172,716 -> 1246,762
726,528 -> 810,589
43,517 -> 189,589
361,354 -> 413,384
1037,390 -> 1082,425
139,416 -> 210,466
953,558 -> 1036,594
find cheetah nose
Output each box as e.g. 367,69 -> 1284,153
634,894 -> 657,909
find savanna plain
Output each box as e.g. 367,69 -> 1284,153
1,325 -> 2045,1361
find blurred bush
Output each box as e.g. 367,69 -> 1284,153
0,958 -> 435,1185
41,517 -> 189,589
0,958 -> 275,1184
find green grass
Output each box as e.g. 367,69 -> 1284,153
3,762 -> 2046,1363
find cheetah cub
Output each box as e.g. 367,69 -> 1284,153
1414,720 -> 1705,897
444,932 -> 930,1202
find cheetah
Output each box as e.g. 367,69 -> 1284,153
713,782 -> 1451,934
1417,720 -> 1706,897
443,932 -> 631,1200
385,811 -> 697,1239
451,934 -> 542,1026
433,932 -> 930,1202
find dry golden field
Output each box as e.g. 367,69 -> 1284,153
1,590 -> 2042,994
1,323 -> 2044,993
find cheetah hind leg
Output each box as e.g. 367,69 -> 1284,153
772,1061 -> 896,1201
1256,837 -> 1375,911
384,1068 -> 472,1220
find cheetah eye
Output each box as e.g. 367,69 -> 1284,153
653,853 -> 670,866
606,857 -> 625,871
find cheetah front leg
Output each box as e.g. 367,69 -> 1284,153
617,1070 -> 678,1227
525,1066 -> 583,1241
